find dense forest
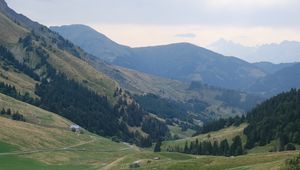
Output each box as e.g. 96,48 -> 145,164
134,93 -> 210,124
244,89 -> 300,150
193,116 -> 245,136
35,71 -> 169,147
166,135 -> 244,156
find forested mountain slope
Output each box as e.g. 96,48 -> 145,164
0,0 -> 168,146
244,89 -> 300,150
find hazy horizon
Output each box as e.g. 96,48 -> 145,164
6,0 -> 300,63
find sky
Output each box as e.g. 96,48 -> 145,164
5,0 -> 300,48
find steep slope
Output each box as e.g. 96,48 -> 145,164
248,63 -> 300,96
0,0 -> 168,146
50,24 -> 131,62
50,25 -> 266,91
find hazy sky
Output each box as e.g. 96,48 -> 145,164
6,0 -> 300,47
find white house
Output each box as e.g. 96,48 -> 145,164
70,124 -> 80,132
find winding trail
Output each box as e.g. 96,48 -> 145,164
101,156 -> 126,170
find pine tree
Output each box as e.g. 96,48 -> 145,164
220,139 -> 230,156
230,135 -> 243,156
184,141 -> 189,153
212,141 -> 219,155
154,140 -> 162,152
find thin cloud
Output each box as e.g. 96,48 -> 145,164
175,33 -> 196,38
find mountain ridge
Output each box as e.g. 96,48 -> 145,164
209,38 -> 300,63
51,25 -> 267,91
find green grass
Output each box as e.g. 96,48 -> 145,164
0,141 -> 18,153
168,125 -> 196,139
0,155 -> 94,170
99,150 -> 299,170
163,124 -> 247,151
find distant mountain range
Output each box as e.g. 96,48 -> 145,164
209,39 -> 300,64
50,25 -> 300,96
50,25 -> 265,91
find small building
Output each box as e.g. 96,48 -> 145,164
153,157 -> 160,160
70,124 -> 80,132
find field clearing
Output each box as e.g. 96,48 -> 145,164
163,124 -> 247,150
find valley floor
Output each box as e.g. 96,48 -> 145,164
0,144 -> 298,170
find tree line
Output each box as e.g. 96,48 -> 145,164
0,108 -> 25,122
0,82 -> 39,105
194,115 -> 245,136
192,88 -> 300,153
166,135 -> 244,156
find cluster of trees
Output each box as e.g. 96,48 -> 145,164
142,116 -> 170,141
216,89 -> 261,111
35,73 -> 123,137
0,108 -> 25,122
194,116 -> 245,136
167,136 -> 244,156
0,82 -> 39,105
0,45 -> 39,81
244,89 -> 300,150
134,93 -> 208,128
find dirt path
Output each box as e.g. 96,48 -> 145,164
0,136 -> 133,156
0,135 -> 95,156
101,156 -> 125,170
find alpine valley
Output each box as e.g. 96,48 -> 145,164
0,0 -> 299,170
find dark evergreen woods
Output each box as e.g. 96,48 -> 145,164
35,72 -> 169,147
244,89 -> 300,150
134,93 -> 208,121
35,73 -> 121,136
194,115 -> 245,136
167,135 -> 244,156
